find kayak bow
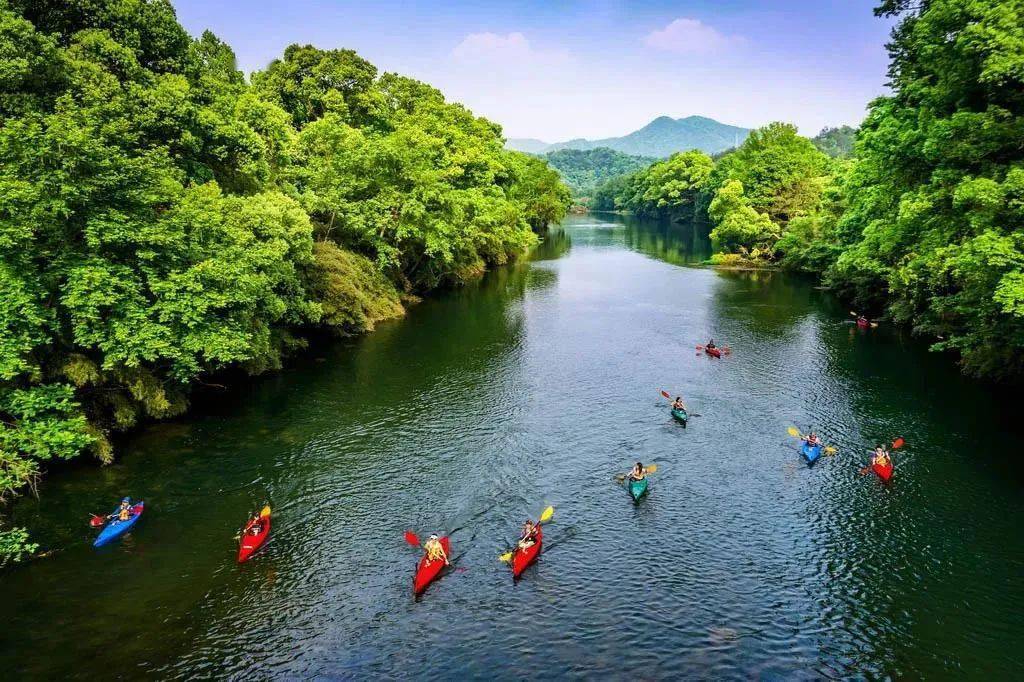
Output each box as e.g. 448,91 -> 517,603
93,501 -> 144,548
628,477 -> 648,502
238,505 -> 271,563
413,536 -> 451,595
671,407 -> 688,425
872,460 -> 894,482
511,526 -> 543,578
801,441 -> 822,465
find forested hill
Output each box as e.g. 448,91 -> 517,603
592,0 -> 1024,384
0,0 -> 569,562
542,148 -> 654,197
508,115 -> 750,158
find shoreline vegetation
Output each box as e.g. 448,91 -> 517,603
0,0 -> 570,563
591,1 -> 1024,385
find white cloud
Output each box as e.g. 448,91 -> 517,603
643,18 -> 743,54
451,31 -> 570,65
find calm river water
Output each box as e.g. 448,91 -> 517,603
3,214 -> 1023,679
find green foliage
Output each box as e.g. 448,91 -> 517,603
811,126 -> 857,158
708,180 -> 778,257
611,150 -> 714,219
307,241 -> 405,333
0,526 -> 37,567
541,147 -> 654,198
826,0 -> 1024,379
0,0 -> 569,560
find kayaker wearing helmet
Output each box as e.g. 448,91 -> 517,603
671,396 -> 686,410
110,498 -> 132,522
518,520 -> 539,550
424,534 -> 450,565
628,462 -> 646,481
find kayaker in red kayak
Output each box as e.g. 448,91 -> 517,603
245,510 -> 265,536
871,445 -> 891,468
705,339 -> 717,353
518,520 -> 539,550
423,534 -> 450,566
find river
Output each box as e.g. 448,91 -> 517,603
3,213 -> 1023,679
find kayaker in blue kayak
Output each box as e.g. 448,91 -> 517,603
805,432 -> 822,447
671,396 -> 686,411
628,462 -> 646,481
109,498 -> 133,522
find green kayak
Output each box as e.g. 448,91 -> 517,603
628,477 -> 648,502
671,408 -> 688,425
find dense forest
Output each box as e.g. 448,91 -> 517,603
0,0 -> 569,562
542,148 -> 654,200
593,0 -> 1024,384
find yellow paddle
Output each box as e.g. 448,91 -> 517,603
787,426 -> 801,438
499,506 -> 554,562
789,427 -> 837,455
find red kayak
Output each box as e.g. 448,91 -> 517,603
706,347 -> 722,358
511,526 -> 542,578
857,318 -> 870,329
872,461 -> 894,482
413,537 -> 450,595
238,505 -> 271,563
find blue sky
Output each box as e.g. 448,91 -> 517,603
173,1 -> 896,141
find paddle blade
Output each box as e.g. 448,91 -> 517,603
787,426 -> 800,438
539,506 -> 554,523
695,345 -> 704,350
89,515 -> 105,527
403,530 -> 420,547
660,390 -> 671,399
645,464 -> 657,473
498,552 -> 513,563
892,437 -> 905,450
824,446 -> 837,456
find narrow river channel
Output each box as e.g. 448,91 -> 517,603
3,214 -> 1023,679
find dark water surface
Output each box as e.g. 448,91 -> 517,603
3,214 -> 1023,679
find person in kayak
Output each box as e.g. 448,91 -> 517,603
246,510 -> 264,536
857,315 -> 869,326
705,339 -> 717,352
518,520 -> 539,550
872,445 -> 891,467
424,534 -> 450,566
805,432 -> 822,447
109,498 -> 133,522
628,462 -> 646,481
671,396 -> 686,411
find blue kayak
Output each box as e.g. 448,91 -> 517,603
628,477 -> 648,502
801,442 -> 822,464
94,501 -> 144,547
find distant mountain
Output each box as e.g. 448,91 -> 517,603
505,138 -> 552,154
506,115 -> 750,158
542,147 -> 655,197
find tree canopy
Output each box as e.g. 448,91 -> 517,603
0,0 -> 569,558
